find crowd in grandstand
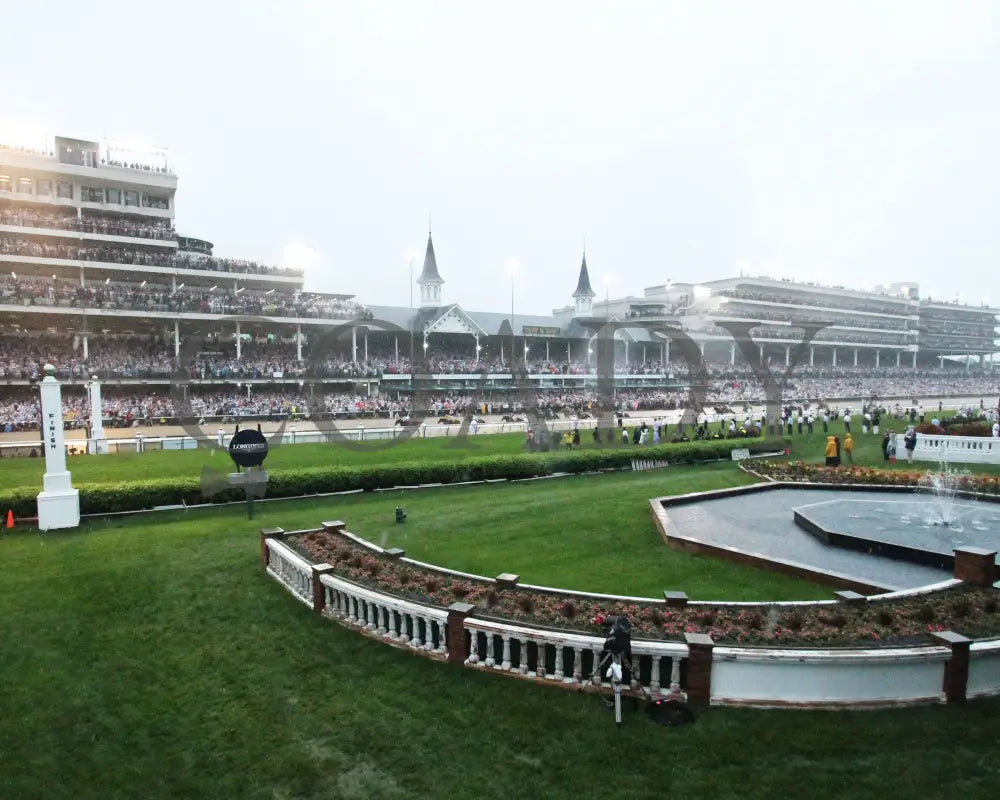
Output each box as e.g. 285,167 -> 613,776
711,305 -> 911,331
1,366 -> 996,434
0,235 -> 301,277
0,277 -> 367,320
716,286 -> 909,316
0,206 -> 175,239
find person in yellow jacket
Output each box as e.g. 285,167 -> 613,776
844,433 -> 854,464
825,435 -> 839,467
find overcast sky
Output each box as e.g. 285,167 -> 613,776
3,1 -> 998,315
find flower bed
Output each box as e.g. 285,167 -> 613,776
749,461 -> 1000,495
290,528 -> 1000,648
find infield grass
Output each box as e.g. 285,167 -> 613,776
1,466 -> 998,799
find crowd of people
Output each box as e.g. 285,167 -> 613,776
1,374 -> 997,435
711,305 -> 911,332
1,334 -> 997,400
716,286 -> 909,316
0,234 -> 301,277
0,277 -> 368,321
0,207 -> 176,239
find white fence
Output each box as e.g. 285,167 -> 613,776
320,571 -> 450,655
913,433 -> 1000,464
969,640 -> 1000,698
264,532 -> 1000,708
710,645 -> 950,706
264,538 -> 314,608
463,616 -> 687,695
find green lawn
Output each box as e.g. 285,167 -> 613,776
1,480 -> 998,799
6,410 -> 998,492
273,463 -> 826,600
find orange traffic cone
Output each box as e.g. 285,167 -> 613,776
5,510 -> 13,529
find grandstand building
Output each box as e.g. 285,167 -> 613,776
1,132 -> 997,434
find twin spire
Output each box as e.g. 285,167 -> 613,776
573,252 -> 595,299
417,229 -> 443,308
415,223 -> 595,317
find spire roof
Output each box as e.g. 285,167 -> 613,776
573,253 -> 595,298
417,232 -> 443,284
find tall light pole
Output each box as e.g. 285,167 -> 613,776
507,259 -> 519,373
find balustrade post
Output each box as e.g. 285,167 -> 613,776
466,630 -> 480,666
535,641 -> 547,679
501,636 -> 512,671
650,656 -> 662,694
571,648 -> 582,684
684,633 -> 715,709
446,602 -> 476,665
553,646 -> 564,681
669,657 -> 682,695
311,564 -> 334,614
484,633 -> 495,667
259,527 -> 284,569
592,648 -> 604,687
518,637 -> 530,675
932,631 -> 972,703
423,616 -> 436,651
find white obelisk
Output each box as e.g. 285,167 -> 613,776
87,376 -> 108,455
37,364 -> 80,531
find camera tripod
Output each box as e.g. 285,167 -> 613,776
581,648 -> 646,726
579,648 -> 696,728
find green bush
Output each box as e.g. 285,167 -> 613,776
1,438 -> 770,518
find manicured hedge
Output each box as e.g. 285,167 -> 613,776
2,438 -> 773,518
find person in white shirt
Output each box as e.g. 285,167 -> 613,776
470,418 -> 479,435
843,411 -> 852,433
217,427 -> 226,448
289,424 -> 297,444
993,420 -> 999,438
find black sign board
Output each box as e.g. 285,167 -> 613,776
228,429 -> 269,468
522,325 -> 561,337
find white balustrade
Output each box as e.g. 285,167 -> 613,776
461,617 -> 689,697
265,550 -> 999,707
968,640 -> 1000,698
265,538 -> 314,607
711,644 -> 951,705
316,572 -> 449,659
914,433 -> 1000,465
